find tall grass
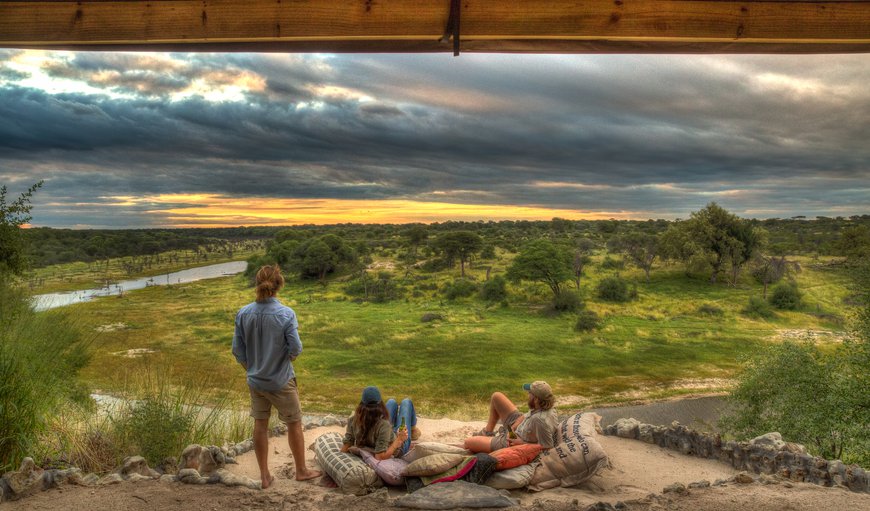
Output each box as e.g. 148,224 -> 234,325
0,282 -> 92,473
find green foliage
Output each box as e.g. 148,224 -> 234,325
345,271 -> 403,303
607,232 -> 662,281
443,279 -> 479,300
479,244 -> 497,260
720,340 -> 870,465
0,181 -> 43,277
574,310 -> 601,332
432,231 -> 483,277
552,290 -> 584,312
743,295 -> 775,318
479,275 -> 508,302
599,256 -> 625,271
507,239 -> 573,297
836,225 -> 870,263
596,276 -> 631,302
769,282 -> 802,310
0,283 -> 91,472
696,303 -> 724,316
119,398 -> 194,466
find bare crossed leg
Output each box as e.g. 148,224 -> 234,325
464,392 -> 522,453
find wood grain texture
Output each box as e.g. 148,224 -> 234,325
2,0 -> 870,53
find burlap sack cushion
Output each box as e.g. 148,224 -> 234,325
402,442 -> 470,463
529,413 -> 609,491
313,432 -> 382,495
402,453 -> 465,477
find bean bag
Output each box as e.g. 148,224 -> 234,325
402,442 -> 470,463
420,455 -> 477,485
558,412 -> 602,441
484,462 -> 538,489
489,444 -> 542,471
394,480 -> 519,509
528,414 -> 608,491
357,448 -> 409,486
313,432 -> 382,495
462,453 -> 498,485
402,453 -> 464,477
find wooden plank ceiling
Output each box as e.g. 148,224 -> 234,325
1,0 -> 870,54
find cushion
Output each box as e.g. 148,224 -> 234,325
484,462 -> 537,489
358,448 -> 409,486
462,453 -> 498,485
420,456 -> 477,486
313,432 -> 382,495
394,480 -> 519,509
489,444 -> 542,471
402,442 -> 470,463
528,424 -> 608,491
402,453 -> 464,477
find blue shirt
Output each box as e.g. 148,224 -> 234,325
232,298 -> 302,392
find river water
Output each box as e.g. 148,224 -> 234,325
32,260 -> 247,311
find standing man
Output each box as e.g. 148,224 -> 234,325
232,264 -> 321,489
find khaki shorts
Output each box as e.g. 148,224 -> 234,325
249,378 -> 302,423
490,410 -> 525,451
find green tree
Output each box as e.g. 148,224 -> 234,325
404,225 -> 428,258
0,181 -> 43,277
751,255 -> 800,298
506,239 -> 573,298
433,231 -> 483,277
571,238 -> 596,289
300,239 -> 338,280
607,232 -> 661,282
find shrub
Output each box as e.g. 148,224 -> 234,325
596,276 -> 630,302
479,276 -> 508,302
119,397 -> 194,466
443,279 -> 478,300
344,271 -> 403,302
697,303 -> 724,316
420,312 -> 444,323
743,296 -> 775,318
574,310 -> 601,332
769,282 -> 802,310
480,245 -> 497,259
553,290 -> 584,312
600,256 -> 625,271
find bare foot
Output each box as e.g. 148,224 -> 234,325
261,475 -> 275,490
295,468 -> 322,481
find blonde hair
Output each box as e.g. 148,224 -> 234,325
255,265 -> 284,302
537,395 -> 555,411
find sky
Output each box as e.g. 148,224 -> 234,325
0,50 -> 868,229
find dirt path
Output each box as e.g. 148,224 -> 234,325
6,417 -> 869,511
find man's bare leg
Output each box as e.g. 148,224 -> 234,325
287,420 -> 322,481
253,418 -> 273,489
485,392 -> 519,432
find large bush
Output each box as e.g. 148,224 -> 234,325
769,281 -> 802,310
443,279 -> 478,300
596,276 -> 631,302
574,310 -> 601,332
552,290 -> 584,312
742,296 -> 775,318
720,338 -> 869,466
479,276 -> 508,302
345,271 -> 403,303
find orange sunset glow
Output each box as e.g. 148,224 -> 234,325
114,194 -> 643,227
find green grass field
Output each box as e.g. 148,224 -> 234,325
54,251 -> 856,420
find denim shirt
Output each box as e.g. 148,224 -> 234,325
232,298 -> 302,392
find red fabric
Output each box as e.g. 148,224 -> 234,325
428,457 -> 477,484
490,444 -> 543,471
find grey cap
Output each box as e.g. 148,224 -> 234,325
522,381 -> 553,401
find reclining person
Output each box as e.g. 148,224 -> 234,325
341,386 -> 418,460
464,381 -> 558,453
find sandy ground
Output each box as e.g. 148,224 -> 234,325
6,417 -> 869,510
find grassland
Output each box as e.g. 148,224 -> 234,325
52,250 -> 857,420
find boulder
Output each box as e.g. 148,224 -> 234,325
98,474 -> 124,485
1,458 -> 44,499
750,432 -> 785,450
662,482 -> 686,494
734,472 -> 755,484
613,418 -> 640,439
177,468 -> 207,485
119,456 -> 159,479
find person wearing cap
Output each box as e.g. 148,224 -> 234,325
341,386 -> 418,460
464,381 -> 558,453
232,265 -> 321,488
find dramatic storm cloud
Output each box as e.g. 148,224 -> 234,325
0,50 -> 868,227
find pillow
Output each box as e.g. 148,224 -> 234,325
557,412 -> 602,443
462,453 -> 498,485
394,480 -> 519,509
402,453 -> 464,477
484,462 -> 537,489
358,449 -> 409,486
313,432 -> 382,495
420,456 -> 477,486
402,442 -> 470,463
489,444 -> 542,471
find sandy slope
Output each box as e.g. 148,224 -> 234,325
6,417 -> 869,511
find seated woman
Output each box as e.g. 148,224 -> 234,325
464,381 -> 558,453
341,386 -> 417,460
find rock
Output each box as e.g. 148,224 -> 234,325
782,442 -> 807,454
613,418 -> 641,439
177,468 -> 207,485
734,472 -> 755,484
81,473 -> 100,486
751,432 -> 785,450
98,474 -> 124,485
156,456 -> 179,475
159,474 -> 176,484
213,468 -> 258,489
394,480 -> 517,509
713,479 -> 729,486
42,468 -> 83,488
119,456 -> 158,479
759,474 -> 779,485
181,445 -> 204,470
127,473 -> 153,483
662,483 -> 686,494
1,457 -> 44,498
687,480 -> 710,489
638,424 -> 656,444
320,415 -> 342,427
586,503 -> 616,511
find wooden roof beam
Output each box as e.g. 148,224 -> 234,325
2,0 -> 870,54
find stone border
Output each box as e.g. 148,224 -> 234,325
603,418 -> 868,493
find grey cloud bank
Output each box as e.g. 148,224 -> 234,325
0,51 -> 868,227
